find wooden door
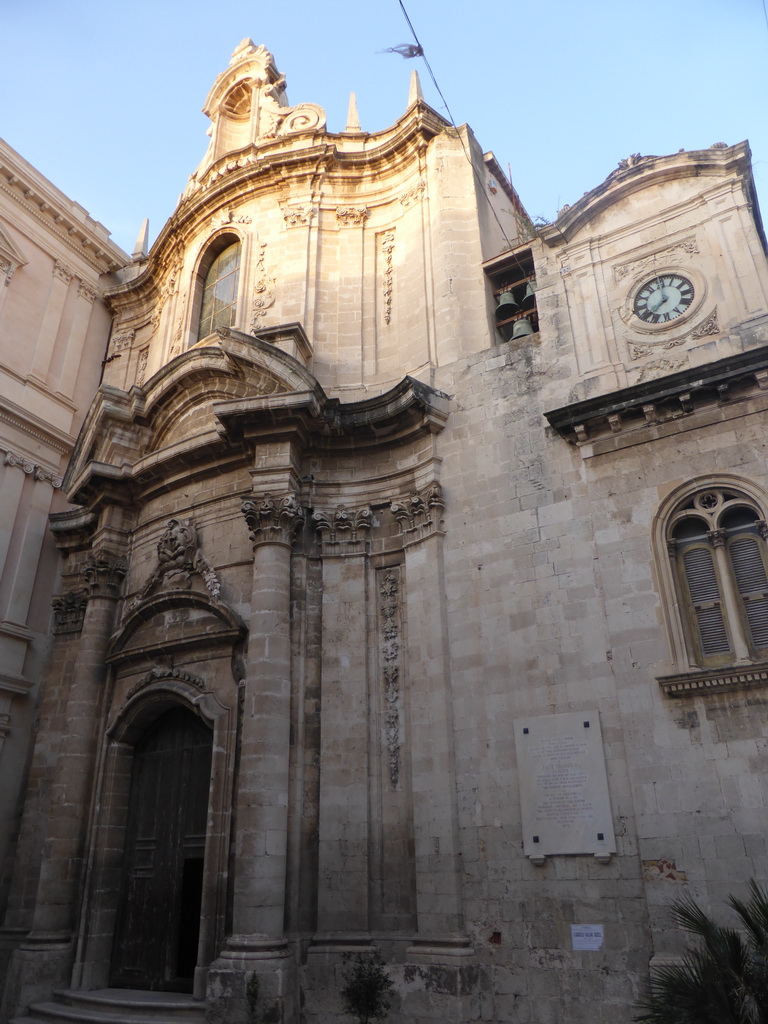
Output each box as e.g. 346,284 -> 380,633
111,707 -> 212,991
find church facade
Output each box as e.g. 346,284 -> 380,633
3,39 -> 768,1024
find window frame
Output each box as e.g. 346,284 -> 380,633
187,230 -> 244,348
654,477 -> 768,672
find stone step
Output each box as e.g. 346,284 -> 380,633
15,989 -> 205,1024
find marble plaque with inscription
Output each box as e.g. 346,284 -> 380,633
514,710 -> 616,861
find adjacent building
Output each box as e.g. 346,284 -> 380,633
0,139 -> 127,978
2,39 -> 768,1024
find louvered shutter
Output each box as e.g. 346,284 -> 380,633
729,536 -> 768,651
682,546 -> 731,656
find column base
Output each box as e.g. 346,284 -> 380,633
0,934 -> 74,1024
400,937 -> 482,1024
307,932 -> 374,956
207,937 -> 296,1024
405,936 -> 475,961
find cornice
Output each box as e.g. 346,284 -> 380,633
0,391 -> 74,455
658,663 -> 768,698
64,330 -> 450,508
138,104 -> 448,271
545,341 -> 768,452
0,140 -> 129,274
538,142 -> 757,249
49,507 -> 99,552
214,373 -> 450,451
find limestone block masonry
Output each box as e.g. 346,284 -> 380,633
3,39 -> 768,1024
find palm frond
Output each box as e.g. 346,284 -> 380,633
634,882 -> 768,1024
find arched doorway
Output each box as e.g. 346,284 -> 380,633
111,706 -> 212,991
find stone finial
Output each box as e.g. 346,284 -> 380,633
132,219 -> 149,261
345,92 -> 361,132
407,69 -> 424,107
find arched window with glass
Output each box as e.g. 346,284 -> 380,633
194,238 -> 241,343
667,488 -> 768,667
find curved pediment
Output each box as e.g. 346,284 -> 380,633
107,590 -> 245,666
63,327 -> 322,502
539,142 -> 754,246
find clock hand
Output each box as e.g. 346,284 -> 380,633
650,290 -> 667,313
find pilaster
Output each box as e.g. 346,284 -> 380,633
311,505 -> 372,937
55,281 -> 97,397
391,485 -> 472,953
29,260 -> 73,382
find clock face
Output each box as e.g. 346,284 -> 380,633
633,274 -> 694,324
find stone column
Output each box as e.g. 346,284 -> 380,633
709,528 -> 751,661
2,553 -> 125,1016
208,494 -> 304,1024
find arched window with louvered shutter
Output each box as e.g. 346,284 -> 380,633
723,508 -> 768,656
665,488 -> 768,668
672,517 -> 732,664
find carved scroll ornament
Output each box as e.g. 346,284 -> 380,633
4,451 -> 62,489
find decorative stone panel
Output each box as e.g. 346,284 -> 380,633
377,566 -> 404,787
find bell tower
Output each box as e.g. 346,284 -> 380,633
194,39 -> 325,179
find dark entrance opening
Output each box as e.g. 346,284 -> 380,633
111,706 -> 212,991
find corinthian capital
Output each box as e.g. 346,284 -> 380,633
391,482 -> 445,536
82,555 -> 127,595
52,259 -> 74,284
708,529 -> 727,549
242,493 -> 305,547
312,504 -> 372,550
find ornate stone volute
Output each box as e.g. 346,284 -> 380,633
82,555 -> 128,597
51,590 -> 88,634
312,504 -> 372,552
390,483 -> 445,538
241,493 -> 305,547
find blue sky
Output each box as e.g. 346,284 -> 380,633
2,0 -> 767,255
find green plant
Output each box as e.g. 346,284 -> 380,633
635,880 -> 768,1024
341,950 -> 394,1024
